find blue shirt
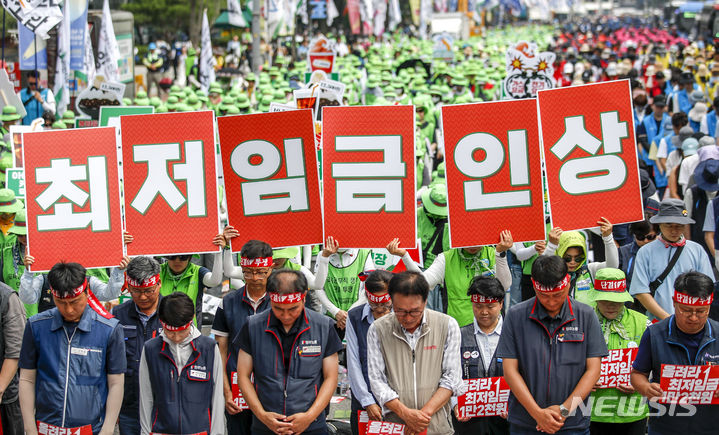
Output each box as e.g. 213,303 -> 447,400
345,304 -> 375,407
629,239 -> 714,317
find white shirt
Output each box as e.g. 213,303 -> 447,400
474,316 -> 503,370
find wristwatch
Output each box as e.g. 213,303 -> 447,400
559,404 -> 570,418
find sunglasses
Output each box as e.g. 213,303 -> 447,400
562,255 -> 585,264
167,255 -> 191,261
635,233 -> 657,241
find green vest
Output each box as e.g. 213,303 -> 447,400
160,262 -> 202,306
417,207 -> 449,269
86,267 -> 109,282
324,249 -> 370,314
590,308 -> 649,423
443,248 -> 496,327
572,267 -> 595,306
520,242 -> 538,275
0,238 -> 37,317
283,260 -> 302,271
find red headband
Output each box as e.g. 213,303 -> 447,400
269,292 -> 305,304
594,279 -> 627,292
532,275 -> 570,294
51,279 -> 88,299
673,290 -> 713,306
240,256 -> 272,267
366,290 -> 391,304
161,320 -> 193,331
471,294 -> 502,304
127,274 -> 160,288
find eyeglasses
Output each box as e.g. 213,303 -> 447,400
394,308 -> 424,318
242,268 -> 271,278
562,255 -> 585,264
167,255 -> 191,261
635,233 -> 657,241
675,306 -> 710,318
369,302 -> 392,312
27,81 -> 37,87
129,287 -> 158,296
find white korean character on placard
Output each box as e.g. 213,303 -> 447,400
35,157 -> 110,232
130,141 -> 207,217
550,112 -> 628,195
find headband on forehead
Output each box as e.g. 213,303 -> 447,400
269,292 -> 305,304
51,279 -> 88,299
532,275 -> 570,294
471,294 -> 502,304
366,290 -> 391,304
594,278 -> 627,292
161,320 -> 193,332
673,290 -> 713,307
240,256 -> 272,267
126,274 -> 160,288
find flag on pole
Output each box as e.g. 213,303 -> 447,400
298,0 -> 309,25
359,0 -> 374,35
419,0 -> 431,39
388,0 -> 401,31
373,0 -> 387,36
327,0 -> 339,25
1,0 -> 62,39
76,23 -> 96,86
199,9 -> 216,93
96,0 -> 120,81
228,0 -> 248,27
54,1 -> 71,115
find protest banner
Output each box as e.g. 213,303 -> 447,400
3,0 -> 63,39
308,35 -> 336,74
442,99 -> 546,247
121,111 -> 221,256
229,371 -> 250,411
23,128 -> 123,271
538,80 -> 643,230
322,105 -> 416,248
358,411 -> 427,435
456,376 -> 510,419
99,105 -> 154,127
659,364 -> 719,405
503,41 -> 555,99
6,168 -> 25,200
217,110 -> 323,249
597,348 -> 638,389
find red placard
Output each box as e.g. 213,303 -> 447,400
229,371 -> 250,410
217,110 -> 323,249
37,421 -> 93,435
538,80 -> 643,230
322,106 -> 416,248
442,100 -> 545,247
121,111 -> 221,256
659,364 -> 719,404
457,376 -> 510,419
24,128 -> 123,271
597,348 -> 638,389
357,411 -> 426,435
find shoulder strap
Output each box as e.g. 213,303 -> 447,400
648,245 -> 685,296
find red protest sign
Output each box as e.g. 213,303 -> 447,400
322,106 -> 416,248
442,99 -> 545,247
230,371 -> 250,411
37,421 -> 92,435
24,128 -> 123,271
121,111 -> 221,256
538,80 -> 643,230
597,348 -> 638,389
659,364 -> 719,404
457,376 -> 510,419
217,110 -> 323,249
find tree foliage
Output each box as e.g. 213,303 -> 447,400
121,0 -> 223,43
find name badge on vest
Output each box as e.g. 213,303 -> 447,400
188,365 -> 208,381
300,345 -> 321,356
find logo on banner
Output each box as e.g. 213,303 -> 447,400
34,157 -> 110,232
130,141 -> 207,217
331,136 -> 406,213
230,139 -> 310,216
503,41 -> 555,99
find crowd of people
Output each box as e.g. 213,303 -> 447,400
1,15 -> 719,435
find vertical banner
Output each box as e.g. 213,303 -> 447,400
24,128 -> 123,271
217,110 -> 323,249
538,80 -> 643,230
322,105 -> 416,248
121,111 -> 221,256
68,0 -> 89,71
347,0 -> 361,34
18,23 -> 48,70
442,100 -> 545,247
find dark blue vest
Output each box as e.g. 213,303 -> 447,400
19,87 -> 49,125
647,316 -> 719,434
223,287 -> 270,377
246,308 -> 333,434
113,299 -> 162,417
144,335 -> 216,435
706,110 -> 717,137
641,113 -> 670,167
347,304 -> 375,412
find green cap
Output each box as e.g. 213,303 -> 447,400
149,97 -> 162,108
591,268 -> 633,303
7,208 -> 26,235
52,120 -> 66,129
155,105 -> 169,113
0,188 -> 22,213
273,247 -> 300,259
0,106 -> 21,122
420,184 -> 448,217
136,90 -> 148,99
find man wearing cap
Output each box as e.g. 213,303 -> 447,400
666,137 -> 699,198
656,113 -> 689,197
629,198 -> 714,320
0,256 -> 26,435
700,96 -> 719,137
143,43 -> 165,98
17,72 -> 55,125
588,268 -> 649,435
636,94 -> 670,171
699,156 -> 719,269
452,276 -> 509,435
631,271 -> 719,435
237,269 -> 342,434
112,257 -> 163,435
212,239 -> 272,435
0,209 -> 36,316
367,271 -> 464,435
417,184 -> 450,269
670,73 -> 696,115
0,106 -> 22,143
496,255 -> 608,434
18,262 -> 126,435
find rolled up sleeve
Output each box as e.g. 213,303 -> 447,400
366,323 -> 398,410
439,317 -> 466,397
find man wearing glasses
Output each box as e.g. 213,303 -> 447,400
366,271 -> 464,435
631,271 -> 719,435
112,256 -> 163,435
17,72 -> 55,126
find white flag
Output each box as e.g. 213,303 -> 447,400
373,0 -> 387,36
200,9 -> 216,93
359,0 -> 374,35
388,0 -> 401,31
297,0 -> 308,25
267,0 -> 284,38
327,0 -> 339,26
228,0 -> 247,27
54,2 -> 71,115
96,0 -> 120,81
1,0 -> 62,39
419,0 -> 431,39
78,24 -> 97,86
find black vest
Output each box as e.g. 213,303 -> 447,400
347,304 -> 376,412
